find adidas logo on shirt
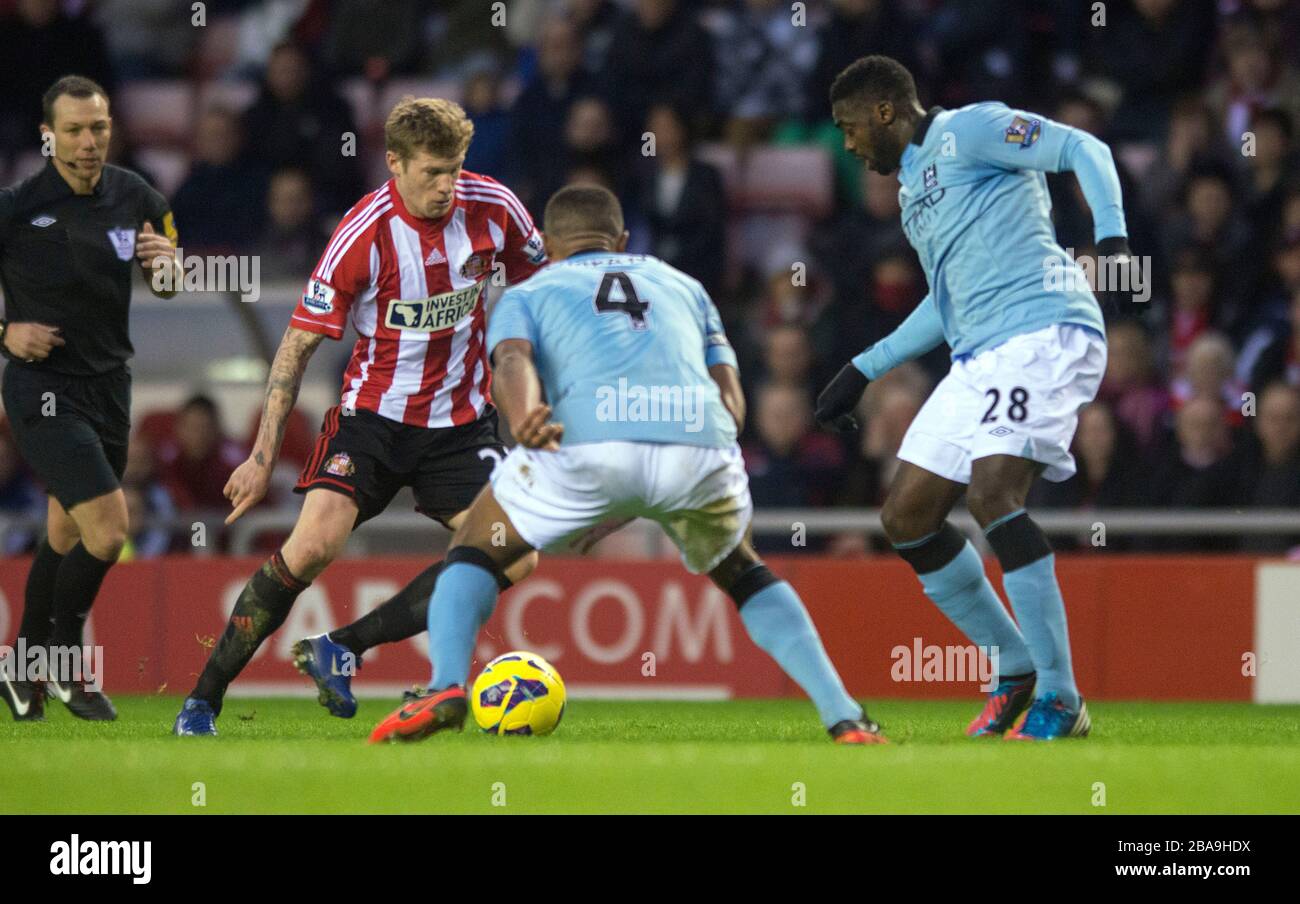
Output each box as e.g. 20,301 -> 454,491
424,247 -> 447,266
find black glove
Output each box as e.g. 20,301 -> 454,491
1095,236 -> 1135,314
815,362 -> 870,432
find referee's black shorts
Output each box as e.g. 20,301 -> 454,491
2,363 -> 130,511
295,405 -> 506,529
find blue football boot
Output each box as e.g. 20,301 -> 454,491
292,634 -> 360,718
173,697 -> 218,736
1004,692 -> 1091,740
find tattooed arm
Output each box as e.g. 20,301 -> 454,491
223,326 -> 327,524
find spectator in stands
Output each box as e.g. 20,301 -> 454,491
804,0 -> 918,126
1165,248 -> 1219,376
817,170 -> 906,327
120,437 -> 179,559
0,0 -> 114,154
509,16 -> 598,212
1171,332 -> 1247,426
567,0 -> 625,77
95,0 -> 197,80
748,253 -> 836,381
760,323 -> 814,393
322,0 -> 426,80
1207,18 -> 1300,150
532,95 -> 627,211
831,365 -> 928,554
915,0 -> 1027,109
1031,401 -> 1147,517
1161,163 -> 1256,330
1248,284 -> 1300,392
635,103 -> 727,299
1097,319 -> 1171,455
712,0 -> 820,146
1141,96 -> 1233,221
171,108 -> 269,254
1148,394 -> 1240,518
843,367 -> 927,506
1086,0 -> 1217,143
1236,382 -> 1300,552
1244,108 -> 1296,248
742,382 -> 845,513
601,0 -> 715,144
461,66 -> 512,181
258,167 -> 329,282
156,395 -> 248,513
241,41 -> 362,216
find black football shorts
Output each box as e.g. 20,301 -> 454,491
2,363 -> 130,510
295,405 -> 506,528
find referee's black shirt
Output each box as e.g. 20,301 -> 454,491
0,160 -> 175,376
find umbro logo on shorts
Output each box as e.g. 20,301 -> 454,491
988,426 -> 1014,437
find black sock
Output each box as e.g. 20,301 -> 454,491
190,551 -> 309,713
330,560 -> 446,655
19,538 -> 64,649
50,543 -> 115,650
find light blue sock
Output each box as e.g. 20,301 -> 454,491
427,561 -> 499,690
910,540 -> 1034,677
740,581 -> 862,728
1000,554 -> 1079,708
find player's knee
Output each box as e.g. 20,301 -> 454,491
446,544 -> 512,590
881,493 -> 940,545
82,526 -> 127,562
284,533 -> 344,577
964,483 -> 1021,528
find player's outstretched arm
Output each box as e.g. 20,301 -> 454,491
965,105 -> 1128,248
816,293 -> 945,432
224,325 -> 326,524
709,363 -> 745,433
492,338 -> 563,450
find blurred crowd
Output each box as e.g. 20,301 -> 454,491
0,0 -> 1298,557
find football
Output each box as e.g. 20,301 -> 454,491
470,651 -> 567,736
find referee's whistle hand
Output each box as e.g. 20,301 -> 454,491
3,322 -> 64,362
135,221 -> 175,266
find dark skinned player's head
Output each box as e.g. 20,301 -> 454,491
830,55 -> 926,176
541,184 -> 629,261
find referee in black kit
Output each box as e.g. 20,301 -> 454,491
0,76 -> 181,721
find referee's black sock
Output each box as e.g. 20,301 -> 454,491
330,559 -> 445,655
190,551 -> 308,714
50,543 -> 115,651
19,538 -> 64,650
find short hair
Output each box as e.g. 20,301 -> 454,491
385,96 -> 474,162
42,75 -> 109,126
830,55 -> 918,110
543,184 -> 624,239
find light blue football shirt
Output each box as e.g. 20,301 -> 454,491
853,102 -> 1126,378
487,251 -> 739,448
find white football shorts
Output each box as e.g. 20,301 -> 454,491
491,441 -> 753,574
898,323 -> 1107,484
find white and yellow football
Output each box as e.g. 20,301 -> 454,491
470,651 -> 566,736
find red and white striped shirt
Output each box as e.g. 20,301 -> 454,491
290,171 -> 546,427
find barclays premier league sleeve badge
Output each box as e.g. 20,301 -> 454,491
303,279 -> 336,315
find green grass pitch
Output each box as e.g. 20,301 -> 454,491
3,697 -> 1298,814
